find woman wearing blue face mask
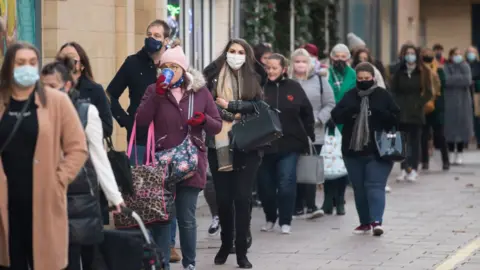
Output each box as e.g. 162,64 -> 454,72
443,48 -> 474,165
390,44 -> 433,182
465,46 -> 480,149
0,42 -> 88,270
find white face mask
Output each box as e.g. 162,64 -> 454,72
226,53 -> 246,70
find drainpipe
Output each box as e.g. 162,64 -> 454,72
390,0 -> 398,62
290,0 -> 295,53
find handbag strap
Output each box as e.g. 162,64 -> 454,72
144,122 -> 156,165
0,95 -> 33,154
187,93 -> 194,132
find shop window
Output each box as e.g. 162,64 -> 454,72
167,0 -> 181,40
0,0 -> 39,63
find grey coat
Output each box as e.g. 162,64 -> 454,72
294,73 -> 335,145
443,62 -> 474,143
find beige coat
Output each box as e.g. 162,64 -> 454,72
0,88 -> 88,270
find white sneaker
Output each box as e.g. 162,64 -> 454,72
184,264 -> 196,270
281,225 -> 291,234
406,170 -> 418,182
385,185 -> 391,193
208,216 -> 220,236
261,222 -> 274,232
396,170 -> 407,182
450,153 -> 456,164
455,153 -> 463,165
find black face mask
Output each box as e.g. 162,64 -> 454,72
422,56 -> 434,63
357,80 -> 374,91
435,53 -> 443,60
333,60 -> 347,72
144,37 -> 163,53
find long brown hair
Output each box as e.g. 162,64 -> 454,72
210,38 -> 262,100
58,42 -> 95,82
0,42 -> 46,106
395,44 -> 432,96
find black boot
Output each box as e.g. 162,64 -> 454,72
336,177 -> 347,216
236,239 -> 252,269
322,181 -> 334,214
215,230 -> 233,265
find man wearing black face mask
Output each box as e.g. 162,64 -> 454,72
433,43 -> 446,66
107,20 -> 171,165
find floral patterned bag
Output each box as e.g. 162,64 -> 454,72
320,127 -> 348,180
114,121 -> 174,228
155,93 -> 198,184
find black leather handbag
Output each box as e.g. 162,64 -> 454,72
374,129 -> 406,162
230,100 -> 283,151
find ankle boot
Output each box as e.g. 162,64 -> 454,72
214,245 -> 231,265
321,181 -> 334,214
237,255 -> 253,269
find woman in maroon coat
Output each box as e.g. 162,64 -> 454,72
136,46 -> 222,270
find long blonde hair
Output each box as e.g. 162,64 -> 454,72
288,48 -> 314,79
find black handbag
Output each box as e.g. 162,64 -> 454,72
106,137 -> 134,195
230,100 -> 283,151
374,129 -> 406,162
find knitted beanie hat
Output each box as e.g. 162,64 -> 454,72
330,43 -> 351,59
347,33 -> 366,50
302,43 -> 319,57
160,46 -> 189,70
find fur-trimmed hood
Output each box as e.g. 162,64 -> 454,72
157,67 -> 206,92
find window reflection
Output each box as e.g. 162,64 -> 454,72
167,0 -> 180,40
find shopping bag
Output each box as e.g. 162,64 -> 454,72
114,120 -> 174,228
320,127 -> 347,180
155,93 -> 198,183
374,129 -> 406,162
296,138 -> 324,184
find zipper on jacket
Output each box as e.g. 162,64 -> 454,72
83,167 -> 95,196
276,83 -> 280,109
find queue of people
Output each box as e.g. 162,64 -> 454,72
0,18 -> 478,270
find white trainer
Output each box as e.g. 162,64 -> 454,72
396,170 -> 407,182
406,170 -> 418,182
281,225 -> 291,234
261,222 -> 274,232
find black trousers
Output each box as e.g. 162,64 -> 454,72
399,123 -> 422,170
208,149 -> 261,258
67,244 -> 95,270
0,204 -> 33,270
421,121 -> 449,165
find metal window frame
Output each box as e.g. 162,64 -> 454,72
390,0 -> 398,62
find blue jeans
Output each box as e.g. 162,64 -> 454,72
170,217 -> 177,246
344,155 -> 393,225
129,145 -> 146,165
158,186 -> 200,269
146,222 -> 171,269
258,152 -> 299,226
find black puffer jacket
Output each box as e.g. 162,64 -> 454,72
67,96 -> 103,245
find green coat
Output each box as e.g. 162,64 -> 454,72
328,66 -> 356,132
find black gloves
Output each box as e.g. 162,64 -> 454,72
326,119 -> 336,130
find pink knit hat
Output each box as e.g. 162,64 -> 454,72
160,46 -> 189,70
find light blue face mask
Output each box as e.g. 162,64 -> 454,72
453,55 -> 464,64
310,57 -> 316,67
467,52 -> 476,62
14,65 -> 39,87
404,54 -> 416,64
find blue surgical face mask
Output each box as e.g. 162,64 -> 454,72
310,57 -> 316,67
467,52 -> 476,62
453,55 -> 464,64
144,37 -> 163,53
404,54 -> 416,64
14,65 -> 39,88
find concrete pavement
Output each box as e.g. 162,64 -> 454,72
177,151 -> 480,269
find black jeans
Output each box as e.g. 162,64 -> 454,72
295,145 -> 322,211
1,204 -> 33,270
208,149 -> 261,258
399,123 -> 422,170
204,171 -> 218,217
448,142 -> 464,153
421,121 -> 449,165
67,245 -> 95,270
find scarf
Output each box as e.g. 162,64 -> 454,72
349,86 -> 376,151
214,64 -> 242,171
328,66 -> 356,103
